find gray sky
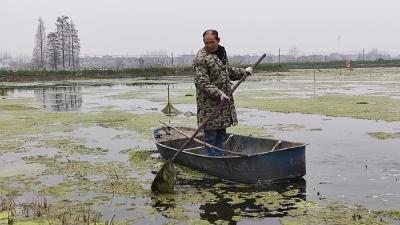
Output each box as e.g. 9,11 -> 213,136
1,0 -> 400,56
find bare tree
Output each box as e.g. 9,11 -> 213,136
70,21 -> 80,69
55,15 -> 70,69
47,32 -> 60,70
32,17 -> 47,69
65,22 -> 72,68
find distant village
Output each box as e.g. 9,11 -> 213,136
0,48 -> 396,71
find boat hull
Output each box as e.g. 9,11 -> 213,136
153,127 -> 306,184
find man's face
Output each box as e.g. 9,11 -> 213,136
203,33 -> 219,53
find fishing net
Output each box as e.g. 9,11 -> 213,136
151,160 -> 177,193
161,103 -> 181,115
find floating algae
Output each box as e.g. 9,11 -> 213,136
281,201 -> 388,225
377,210 -> 400,220
368,131 -> 400,140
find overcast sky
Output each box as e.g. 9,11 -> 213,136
1,0 -> 400,57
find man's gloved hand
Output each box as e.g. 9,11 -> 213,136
220,93 -> 230,102
244,67 -> 253,75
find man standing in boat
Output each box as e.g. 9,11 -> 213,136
193,30 -> 252,156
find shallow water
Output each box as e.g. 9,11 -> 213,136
1,72 -> 400,224
239,108 -> 400,210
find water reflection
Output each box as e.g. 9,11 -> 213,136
34,86 -> 82,112
152,178 -> 306,224
200,179 -> 306,224
0,87 -> 9,97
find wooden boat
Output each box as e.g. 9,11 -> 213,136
152,126 -> 307,184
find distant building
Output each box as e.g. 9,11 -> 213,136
0,59 -> 11,69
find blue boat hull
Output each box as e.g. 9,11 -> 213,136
153,127 -> 306,184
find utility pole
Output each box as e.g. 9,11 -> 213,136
278,48 -> 281,65
362,48 -> 365,63
313,67 -> 316,96
171,52 -> 174,65
293,47 -> 296,62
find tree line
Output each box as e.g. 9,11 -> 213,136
32,15 -> 80,70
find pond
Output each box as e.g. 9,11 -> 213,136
1,70 -> 399,224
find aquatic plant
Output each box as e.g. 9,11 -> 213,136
368,132 -> 400,140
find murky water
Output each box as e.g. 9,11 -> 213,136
1,73 -> 400,224
239,108 -> 400,210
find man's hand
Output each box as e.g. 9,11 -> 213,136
220,93 -> 230,102
244,67 -> 253,75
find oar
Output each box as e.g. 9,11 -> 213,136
151,53 -> 267,193
158,120 -> 247,156
270,140 -> 282,151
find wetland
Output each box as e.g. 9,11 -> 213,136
0,67 -> 399,224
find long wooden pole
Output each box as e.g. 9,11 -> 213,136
170,53 -> 266,162
159,121 -> 247,156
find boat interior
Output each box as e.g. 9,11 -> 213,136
155,127 -> 305,156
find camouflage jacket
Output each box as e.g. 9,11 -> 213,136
193,46 -> 244,130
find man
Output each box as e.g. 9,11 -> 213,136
193,29 -> 252,156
